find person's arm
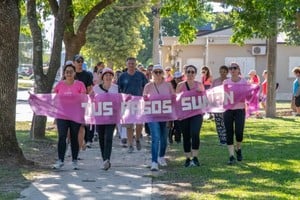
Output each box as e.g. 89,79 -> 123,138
176,82 -> 183,93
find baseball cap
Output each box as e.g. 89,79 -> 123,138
152,64 -> 163,71
73,54 -> 84,62
174,71 -> 183,78
65,60 -> 74,66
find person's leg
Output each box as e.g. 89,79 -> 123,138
78,125 -> 85,150
126,124 -> 134,149
174,120 -> 182,143
234,109 -> 246,161
56,119 -> 69,162
97,125 -> 105,160
69,121 -> 81,161
180,118 -> 193,167
159,122 -> 168,158
224,110 -> 235,164
214,113 -> 227,144
189,114 -> 203,166
148,122 -> 160,163
190,114 -> 203,156
103,124 -> 115,161
135,123 -> 143,141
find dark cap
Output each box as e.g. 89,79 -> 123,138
73,54 -> 84,62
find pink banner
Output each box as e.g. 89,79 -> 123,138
28,84 -> 259,124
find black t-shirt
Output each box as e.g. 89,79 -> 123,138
75,70 -> 93,89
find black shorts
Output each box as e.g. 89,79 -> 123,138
295,96 -> 300,107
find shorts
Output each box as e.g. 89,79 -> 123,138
122,124 -> 134,129
295,96 -> 300,107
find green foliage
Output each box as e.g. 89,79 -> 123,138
161,0 -> 300,44
84,0 -> 150,69
160,0 -> 211,44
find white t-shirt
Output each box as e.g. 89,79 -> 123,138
93,83 -> 119,94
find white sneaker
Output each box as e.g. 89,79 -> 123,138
52,160 -> 64,169
158,157 -> 167,166
86,142 -> 92,148
102,160 -> 111,171
151,162 -> 159,171
72,160 -> 79,170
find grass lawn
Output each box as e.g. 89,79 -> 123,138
0,122 -> 57,200
155,114 -> 300,199
1,103 -> 299,199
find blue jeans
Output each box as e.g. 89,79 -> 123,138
148,121 -> 168,163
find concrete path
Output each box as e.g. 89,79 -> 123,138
18,138 -> 158,200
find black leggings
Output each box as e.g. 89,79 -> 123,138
180,114 -> 203,153
223,109 -> 245,145
96,124 -> 116,161
56,119 -> 81,161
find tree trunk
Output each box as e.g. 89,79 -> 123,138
27,0 -> 69,139
266,36 -> 277,117
0,0 -> 28,164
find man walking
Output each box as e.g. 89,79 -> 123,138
118,57 -> 148,153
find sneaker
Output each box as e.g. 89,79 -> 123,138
72,160 -> 79,170
52,160 -> 64,169
93,133 -> 98,142
228,155 -> 236,165
236,149 -> 243,161
158,157 -> 167,166
151,162 -> 159,171
192,157 -> 200,166
128,146 -> 134,153
184,158 -> 191,167
121,138 -> 127,147
102,160 -> 111,171
86,142 -> 92,148
136,140 -> 142,151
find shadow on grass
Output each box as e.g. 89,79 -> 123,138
153,117 -> 300,199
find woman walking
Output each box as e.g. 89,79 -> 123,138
223,63 -> 248,164
143,65 -> 174,171
176,65 -> 205,167
52,61 -> 86,170
92,67 -> 118,170
211,65 -> 229,145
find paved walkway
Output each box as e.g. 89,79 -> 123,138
18,137 -> 159,200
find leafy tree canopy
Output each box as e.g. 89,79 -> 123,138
84,0 -> 150,70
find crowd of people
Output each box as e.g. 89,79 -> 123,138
52,55 -> 273,171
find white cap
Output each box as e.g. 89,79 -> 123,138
248,70 -> 257,75
101,67 -> 114,80
65,60 -> 73,66
152,64 -> 163,71
174,71 -> 183,78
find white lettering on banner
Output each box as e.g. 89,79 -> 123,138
224,91 -> 234,105
121,100 -> 173,115
143,100 -> 172,114
81,102 -> 113,116
181,91 -> 234,111
181,96 -> 207,111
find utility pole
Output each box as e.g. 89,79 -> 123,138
152,3 -> 160,65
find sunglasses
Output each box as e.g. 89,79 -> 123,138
153,70 -> 163,75
201,71 -> 206,74
76,60 -> 83,63
229,66 -> 238,70
186,70 -> 195,74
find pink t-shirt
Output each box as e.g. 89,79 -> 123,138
143,81 -> 174,96
223,78 -> 248,110
54,80 -> 86,94
178,81 -> 204,92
